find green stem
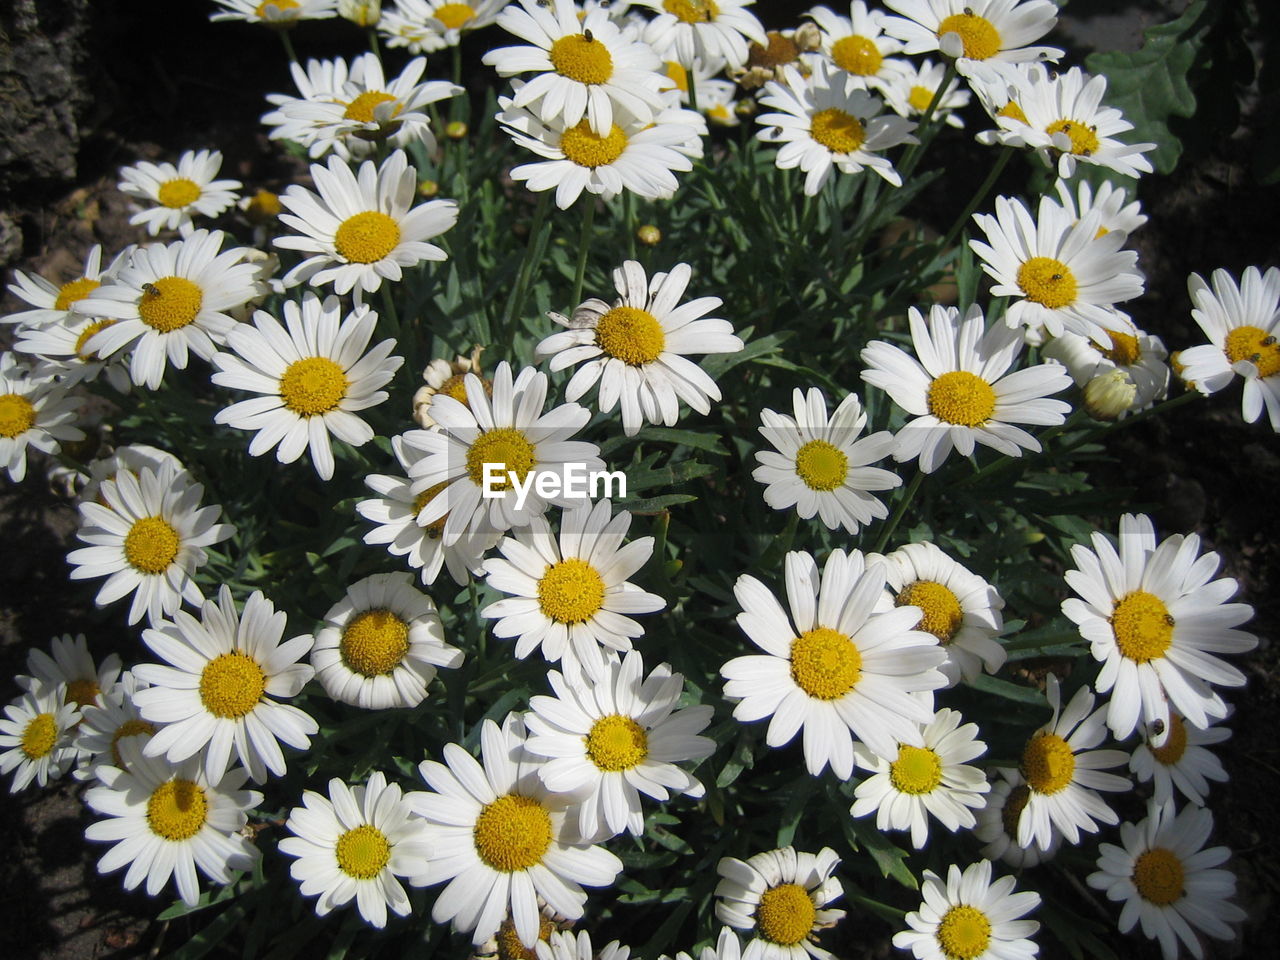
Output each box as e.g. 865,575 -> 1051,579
896,61 -> 957,183
873,469 -> 924,553
939,146 -> 1013,252
571,199 -> 596,310
379,283 -> 404,352
624,191 -> 636,262
367,26 -> 381,61
687,70 -> 699,115
500,192 -> 552,354
278,28 -> 298,65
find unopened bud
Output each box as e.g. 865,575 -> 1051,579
446,120 -> 468,140
635,224 -> 661,247
418,179 -> 439,198
1083,370 -> 1137,422
793,23 -> 822,53
338,0 -> 381,27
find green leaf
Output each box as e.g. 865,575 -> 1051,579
843,815 -> 917,889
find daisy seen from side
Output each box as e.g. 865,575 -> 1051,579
882,58 -> 971,128
3,243 -> 126,334
536,929 -> 631,960
1050,177 -> 1147,237
1130,712 -> 1230,809
0,681 -> 79,792
412,344 -> 486,428
0,353 -> 85,483
13,305 -> 135,393
72,671 -> 157,781
21,632 -> 122,713
639,0 -> 767,70
117,149 -> 242,237
714,845 -> 845,960
974,772 -> 1060,869
892,859 -> 1041,960
211,0 -> 337,25
380,0 -> 507,54
1041,310 -> 1169,416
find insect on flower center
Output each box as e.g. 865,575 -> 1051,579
54,276 -> 101,311
810,107 -> 865,155
596,305 -> 666,365
20,713 -> 57,760
123,516 -> 180,574
1149,713 -> 1188,765
0,393 -> 36,439
1045,118 -> 1100,157
755,882 -> 816,946
279,356 -> 349,416
413,481 -> 451,539
1021,732 -> 1074,795
549,33 -> 615,86
466,427 -> 536,489
560,120 -> 628,168
927,371 -> 996,427
896,580 -> 963,643
664,0 -> 719,24
147,779 -> 208,841
1095,328 -> 1141,367
157,178 -> 202,209
138,276 -> 203,332
341,608 -> 410,676
334,210 -> 401,263
199,651 -> 266,719
794,439 -> 848,492
748,32 -> 800,69
936,904 -> 992,960
496,917 -> 556,960
908,85 -> 936,113
790,626 -> 862,700
538,558 -> 606,624
936,13 -> 1001,60
1133,847 -> 1185,905
473,793 -> 553,872
997,100 -> 1028,124
1000,783 -> 1031,839
74,319 -> 118,361
890,744 -> 943,794
343,91 -> 402,124
1111,590 -> 1174,664
64,679 -> 100,710
585,714 -> 649,771
831,35 -> 882,76
110,719 -> 156,767
434,3 -> 476,30
1224,325 -> 1280,378
1016,256 -> 1077,310
335,823 -> 391,879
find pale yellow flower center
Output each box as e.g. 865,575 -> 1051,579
1132,847 -> 1184,905
831,35 -> 882,76
1046,118 -> 1100,156
334,210 -> 401,263
157,178 -> 202,209
434,4 -> 476,31
341,609 -> 410,676
54,276 -> 101,311
20,713 -> 57,760
0,393 -> 36,439
1224,325 -> 1280,378
1016,257 -> 1077,309
663,0 -> 719,25
794,439 -> 848,492
147,779 -> 208,840
889,744 -> 943,794
335,824 -> 392,878
342,91 -> 401,124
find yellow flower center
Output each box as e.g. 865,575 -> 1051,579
997,100 -> 1028,124
109,719 -> 156,767
585,714 -> 649,771
908,85 -> 935,113
20,713 -> 57,760
755,883 -> 816,946
748,32 -> 800,69
794,439 -> 848,492
1110,590 -> 1174,664
1224,324 -> 1280,378
496,917 -> 557,960
157,178 -> 202,209
1000,783 -> 1031,839
64,679 -> 100,710
790,626 -> 862,701
1149,714 -> 1188,765
434,3 -> 476,31
438,372 -> 491,404
1045,118 -> 1100,157
473,794 -> 553,872
809,107 -> 865,154
138,276 -> 203,332
257,0 -> 300,16
936,13 -> 1001,60
560,120 -> 628,168
538,558 -> 606,624
927,370 -> 997,427
664,60 -> 689,93
123,516 -> 181,574
466,427 -> 536,489
334,210 -> 401,263
1021,732 -> 1074,795
279,356 -> 349,416
342,91 -> 401,124
889,744 -> 943,795
596,305 -> 666,365
199,651 -> 266,719
831,35 -> 882,76
1096,328 -> 1141,367
413,481 -> 451,539
549,33 -> 614,85
663,0 -> 719,24
147,779 -> 208,840
54,276 -> 101,311
1132,847 -> 1185,906
341,609 -> 410,676
936,905 -> 992,960
1016,256 -> 1077,309
245,189 -> 282,223
335,823 -> 392,879
896,580 -> 963,643
0,393 -> 36,439
74,318 -> 118,361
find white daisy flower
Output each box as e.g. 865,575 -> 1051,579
892,859 -> 1041,960
638,0 -> 767,70
404,361 -> 604,542
275,150 -> 457,296
279,771 -> 433,928
13,305 -> 135,393
535,259 -> 743,436
882,0 -> 1062,77
211,292 -> 403,481
882,58 -> 971,128
1087,803 -> 1245,960
859,303 -> 1073,474
211,0 -> 337,25
1178,265 -> 1280,430
67,462 -> 234,626
0,680 -> 79,792
970,195 -> 1145,343
380,0 -> 506,54
660,56 -> 734,111
79,443 -> 185,506
1061,512 -> 1256,743
973,772 -> 1060,869
262,57 -> 352,155
409,715 -> 624,949
1130,711 -> 1229,809
20,632 -> 122,713
131,585 -> 318,783
0,352 -> 85,483
806,1 -> 907,88
714,846 -> 845,960
722,549 -> 946,778
1042,311 -> 1169,415
3,244 -> 127,333
877,541 -> 1005,687
412,344 -> 487,428
536,929 -> 631,960
72,671 -> 156,780
83,737 -> 261,906
309,571 -> 463,709
117,149 -> 242,237
1012,675 -> 1129,851
756,61 -> 917,195
71,229 -> 265,390
1050,177 -> 1147,237
525,649 -> 714,840
662,927 -> 744,960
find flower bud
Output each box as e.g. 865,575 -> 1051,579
635,224 -> 662,247
1083,370 -> 1137,422
338,0 -> 381,27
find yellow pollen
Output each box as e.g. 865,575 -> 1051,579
908,85 -> 936,113
890,744 -> 943,795
755,883 -> 816,946
257,0 -> 300,16
1016,257 -> 1077,309
831,35 -> 883,76
74,318 -> 118,361
663,0 -> 719,24
665,61 -> 689,93
473,794 -> 553,872
748,32 -> 800,69
123,516 -> 180,574
335,824 -> 391,879
334,210 -> 400,263
790,626 -> 862,701
340,609 -> 410,677
1111,591 -> 1174,663
560,120 -> 628,168
596,305 -> 666,365
466,427 -> 536,489
1096,328 -> 1141,366
279,356 -> 348,416
936,905 -> 992,960
64,679 -> 100,710
1224,325 -> 1280,378
0,393 -> 36,439
538,558 -> 606,624
20,713 -> 57,760
549,33 -> 614,85
54,276 -> 101,311
896,580 -> 963,643
438,372 -> 490,404
936,13 -> 1001,60
147,779 -> 208,841
496,917 -> 557,960
343,91 -> 401,124
809,107 -> 865,154
199,651 -> 266,719
1046,118 -> 1100,156
109,719 -> 156,767
156,178 -> 202,209
1149,714 -> 1188,765
997,100 -> 1027,124
138,276 -> 203,332
1133,847 -> 1185,906
1000,783 -> 1031,839
413,481 -> 450,539
245,189 -> 282,223
1021,732 -> 1075,795
434,3 -> 475,30
585,714 -> 649,771
927,370 -> 996,427
794,439 -> 848,492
